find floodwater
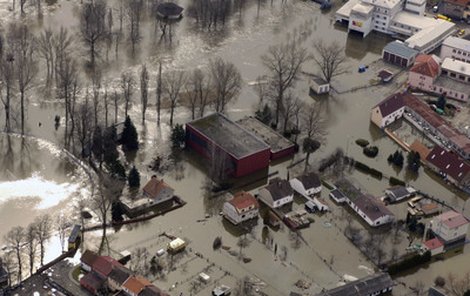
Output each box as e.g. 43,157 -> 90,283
0,0 -> 469,294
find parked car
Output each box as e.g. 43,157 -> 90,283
432,5 -> 438,12
212,285 -> 231,296
305,201 -> 316,213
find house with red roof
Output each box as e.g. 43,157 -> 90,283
122,275 -> 152,296
426,146 -> 470,192
423,238 -> 444,256
370,92 -> 406,128
80,250 -> 99,272
430,210 -> 469,245
92,256 -> 120,278
80,272 -> 106,295
223,191 -> 259,225
408,54 -> 441,92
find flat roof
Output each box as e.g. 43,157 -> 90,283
383,41 -> 419,59
187,113 -> 269,159
362,0 -> 401,8
237,117 -> 295,154
352,2 -> 374,14
434,75 -> 470,94
443,36 -> 470,52
403,17 -> 455,51
393,11 -> 438,30
442,58 -> 470,76
335,0 -> 360,18
315,272 -> 394,296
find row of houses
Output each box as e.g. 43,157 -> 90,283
371,92 -> 470,160
222,173 -> 324,225
80,250 -> 168,296
315,272 -> 394,296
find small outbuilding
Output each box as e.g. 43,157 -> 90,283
310,77 -> 330,95
423,238 -> 444,256
290,172 -> 322,197
223,191 -> 259,225
377,69 -> 394,83
168,238 -> 187,253
382,41 -> 419,68
156,2 -> 184,20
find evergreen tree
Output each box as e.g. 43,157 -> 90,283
121,115 -> 139,151
170,124 -> 186,148
255,104 -> 272,125
407,151 -> 421,172
436,94 -> 446,110
128,166 -> 140,188
103,126 -> 119,165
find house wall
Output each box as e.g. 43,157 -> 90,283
431,220 -> 469,242
236,149 -> 271,177
223,203 -> 258,224
428,84 -> 469,102
408,72 -> 436,92
289,179 -> 321,196
370,107 -> 385,128
346,199 -> 394,227
440,44 -> 470,63
258,189 -> 293,208
271,145 -> 296,160
441,67 -> 470,83
371,105 -> 405,128
383,50 -> 414,67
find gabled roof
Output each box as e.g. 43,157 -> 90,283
410,54 -> 440,78
295,172 -> 322,191
108,265 -> 132,286
353,194 -> 394,222
143,176 -> 173,199
80,272 -> 106,291
228,191 -> 259,212
435,210 -> 469,229
426,146 -> 470,183
156,2 -> 184,17
385,186 -> 412,199
263,178 -> 293,201
123,275 -> 151,294
92,256 -> 120,277
81,250 -> 99,267
139,285 -> 170,296
373,92 -> 405,117
383,41 -> 419,59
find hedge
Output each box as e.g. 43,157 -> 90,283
369,168 -> 383,180
356,139 -> 370,147
388,251 -> 431,275
389,176 -> 406,186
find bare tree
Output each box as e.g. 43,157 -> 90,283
4,226 -> 25,283
34,214 -> 52,267
163,71 -> 186,127
57,56 -> 79,142
113,90 -> 120,123
103,86 -> 109,127
262,41 -> 309,127
56,214 -> 69,253
302,102 -> 327,141
140,64 -> 149,122
25,224 -> 38,276
185,68 -> 211,120
0,52 -> 15,132
91,69 -> 102,127
121,71 -> 135,118
80,0 -> 107,67
209,57 -> 241,113
447,272 -> 470,296
156,61 -> 162,124
37,29 -> 55,87
281,93 -> 298,134
76,92 -> 93,157
19,0 -> 26,14
312,40 -> 347,83
127,0 -> 144,55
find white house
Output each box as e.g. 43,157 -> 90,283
258,178 -> 294,208
347,194 -> 395,227
290,172 -> 322,197
370,92 -> 406,128
441,58 -> 470,83
440,36 -> 470,63
310,77 -> 330,95
384,186 -> 417,203
329,188 -> 347,203
430,210 -> 469,244
423,238 -> 444,256
223,191 -> 259,225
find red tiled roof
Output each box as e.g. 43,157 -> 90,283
92,256 -> 121,277
229,191 -> 259,211
436,210 -> 469,229
143,176 -> 173,199
81,250 -> 98,267
424,238 -> 443,250
426,146 -> 470,183
123,275 -> 151,294
410,55 -> 440,78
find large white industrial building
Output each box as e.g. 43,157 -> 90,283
336,0 -> 455,53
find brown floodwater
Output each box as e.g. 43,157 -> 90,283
0,0 -> 469,294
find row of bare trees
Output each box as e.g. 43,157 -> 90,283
1,214 -> 56,286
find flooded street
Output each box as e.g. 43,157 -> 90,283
0,0 -> 469,294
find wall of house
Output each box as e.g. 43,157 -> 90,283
271,145 -> 296,160
258,189 -> 275,208
441,68 -> 470,83
383,51 -> 414,67
236,149 -> 271,177
440,45 -> 470,63
408,72 -> 436,92
432,221 -> 469,242
370,107 -> 385,128
156,187 -> 174,203
108,279 -> 122,292
223,203 -> 259,224
289,179 -> 307,196
429,84 -> 469,102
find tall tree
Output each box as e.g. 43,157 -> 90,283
37,29 -> 55,87
56,214 -> 69,253
4,226 -> 25,283
121,71 -> 135,118
0,52 -> 15,132
34,214 -> 52,267
209,57 -> 241,113
92,125 -> 104,168
163,71 -> 186,127
312,40 -> 347,83
57,56 -> 79,141
25,224 -> 38,276
80,0 -> 107,67
140,64 -> 149,122
303,137 -> 321,168
127,0 -> 143,55
186,68 -> 211,119
121,115 -> 139,151
91,69 -> 102,127
262,41 -> 309,127
156,61 -> 162,124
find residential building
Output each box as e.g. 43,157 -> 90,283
370,92 -> 406,128
310,77 -> 330,94
441,58 -> 470,83
290,172 -> 322,197
440,36 -> 470,62
315,272 -> 394,296
336,0 -> 455,52
348,194 -> 395,226
236,117 -> 296,160
441,0 -> 470,20
258,178 -> 294,208
108,265 -> 132,291
122,275 -> 152,296
80,250 -> 99,272
430,210 -> 469,245
408,54 -> 441,91
92,256 -> 120,278
329,188 -> 347,203
185,113 -> 271,178
384,186 -> 416,202
423,238 -> 445,256
80,272 -> 106,295
223,191 -> 259,225
382,41 -> 419,68
426,146 -> 470,192
140,285 -> 170,296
